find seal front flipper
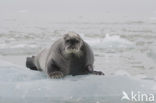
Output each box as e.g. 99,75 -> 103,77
87,65 -> 104,75
49,71 -> 64,79
26,56 -> 38,70
47,59 -> 64,79
92,71 -> 104,75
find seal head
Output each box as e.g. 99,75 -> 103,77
63,32 -> 83,57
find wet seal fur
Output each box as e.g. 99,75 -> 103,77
26,32 -> 104,78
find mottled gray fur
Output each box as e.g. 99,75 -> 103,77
26,32 -> 104,78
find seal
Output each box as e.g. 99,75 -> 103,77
26,32 -> 104,78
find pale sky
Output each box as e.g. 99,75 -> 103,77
0,0 -> 156,21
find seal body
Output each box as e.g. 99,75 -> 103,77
26,32 -> 104,78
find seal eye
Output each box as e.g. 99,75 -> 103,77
66,39 -> 79,45
66,40 -> 70,43
75,39 -> 79,43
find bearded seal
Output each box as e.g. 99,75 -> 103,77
26,32 -> 104,78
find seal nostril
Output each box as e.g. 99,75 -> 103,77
70,46 -> 75,49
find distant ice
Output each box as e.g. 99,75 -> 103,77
87,34 -> 134,53
147,46 -> 156,62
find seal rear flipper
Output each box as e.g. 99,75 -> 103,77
26,56 -> 38,70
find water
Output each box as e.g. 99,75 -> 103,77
0,0 -> 156,102
1,19 -> 156,78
